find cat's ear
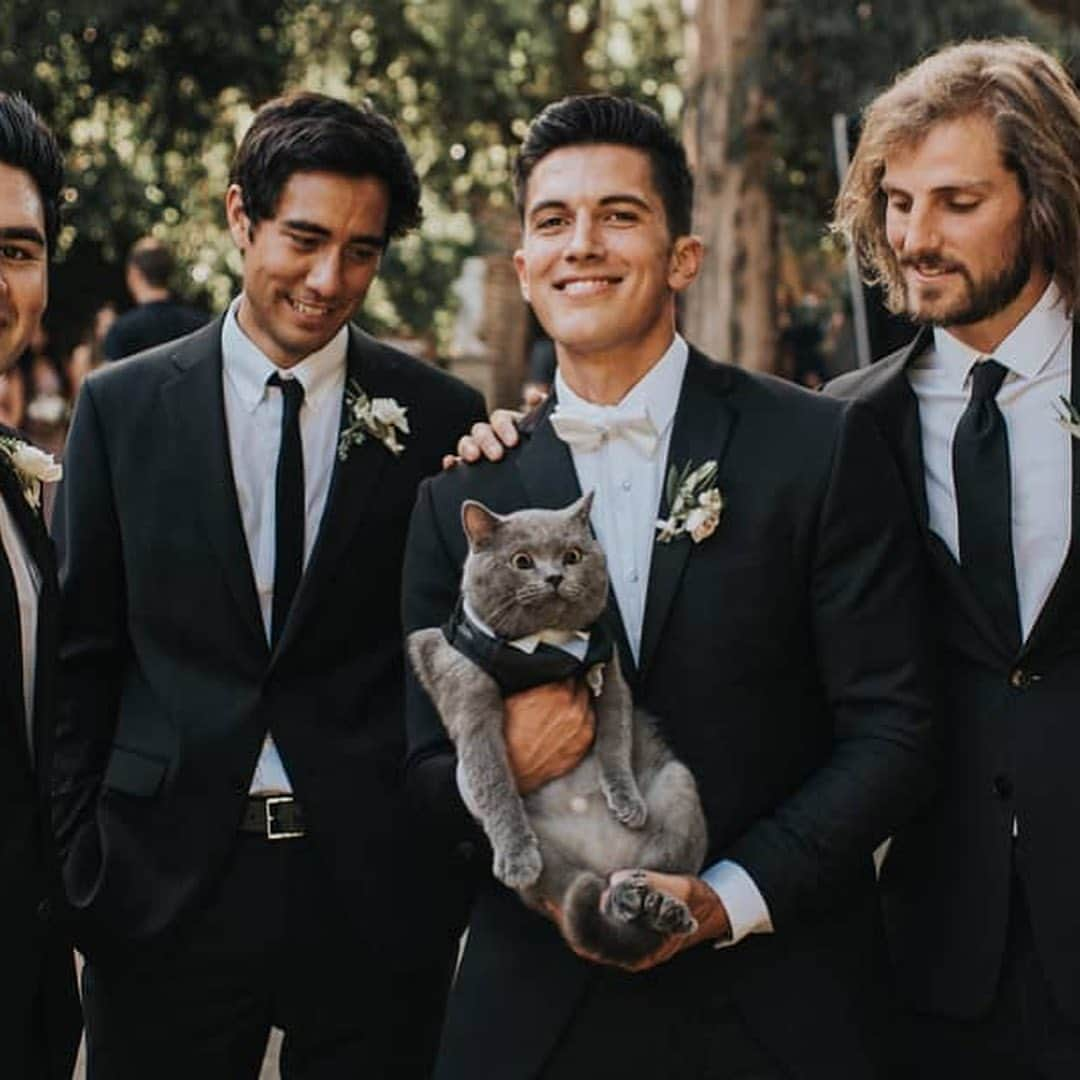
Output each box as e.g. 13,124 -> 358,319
570,490 -> 595,526
461,500 -> 503,549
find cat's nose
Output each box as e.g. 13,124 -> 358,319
546,573 -> 564,590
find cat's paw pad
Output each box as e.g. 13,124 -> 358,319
605,870 -> 650,922
605,871 -> 697,936
493,840 -> 542,889
603,780 -> 648,829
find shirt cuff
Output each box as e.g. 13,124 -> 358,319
700,859 -> 774,948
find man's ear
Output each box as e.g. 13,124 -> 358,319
461,500 -> 503,549
225,184 -> 254,252
513,248 -> 531,303
667,234 -> 704,293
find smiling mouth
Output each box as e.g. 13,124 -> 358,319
288,296 -> 336,317
904,260 -> 962,281
554,277 -> 622,297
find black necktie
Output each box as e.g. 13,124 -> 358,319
953,358 -> 1021,652
268,373 -> 305,645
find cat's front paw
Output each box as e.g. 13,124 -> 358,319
493,839 -> 543,890
603,778 -> 648,829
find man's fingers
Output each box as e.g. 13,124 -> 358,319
491,409 -> 522,450
441,453 -> 460,470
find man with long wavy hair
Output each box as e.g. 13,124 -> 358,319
831,38 -> 1080,1078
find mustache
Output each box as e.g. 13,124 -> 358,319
899,253 -> 968,275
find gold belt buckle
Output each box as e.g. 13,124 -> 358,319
265,796 -> 303,840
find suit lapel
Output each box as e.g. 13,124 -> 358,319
162,320 -> 267,656
1022,322 -> 1080,658
866,330 -> 1014,659
638,350 -> 736,680
272,327 -> 390,660
515,395 -> 637,681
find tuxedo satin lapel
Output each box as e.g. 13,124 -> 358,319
515,396 -> 637,681
272,329 -> 388,660
638,351 -> 736,681
163,328 -> 266,655
1022,322 -> 1080,658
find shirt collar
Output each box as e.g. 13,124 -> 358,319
553,333 -> 689,438
931,280 -> 1070,390
221,295 -> 348,414
462,596 -> 589,656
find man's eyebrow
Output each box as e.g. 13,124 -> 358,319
0,225 -> 45,247
527,193 -> 653,216
880,179 -> 994,195
280,218 -> 384,247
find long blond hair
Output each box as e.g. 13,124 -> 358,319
833,39 -> 1080,314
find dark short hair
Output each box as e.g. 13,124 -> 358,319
230,91 -> 421,244
127,236 -> 174,289
514,95 -> 694,239
0,92 -> 63,253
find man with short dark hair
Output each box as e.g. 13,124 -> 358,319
53,91 -> 485,1078
102,236 -> 206,360
404,94 -> 935,1078
0,89 -> 81,1080
831,39 -> 1080,1077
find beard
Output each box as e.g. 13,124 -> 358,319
898,231 -> 1034,327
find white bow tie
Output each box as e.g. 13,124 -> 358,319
549,403 -> 659,457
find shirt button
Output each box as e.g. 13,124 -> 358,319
621,479 -> 632,491
628,570 -> 639,583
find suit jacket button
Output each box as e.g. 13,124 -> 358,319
1009,668 -> 1029,689
455,840 -> 476,862
36,898 -> 51,922
992,774 -> 1014,801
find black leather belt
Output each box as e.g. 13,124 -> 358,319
241,795 -> 306,839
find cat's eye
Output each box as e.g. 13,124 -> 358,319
511,552 -> 534,570
562,547 -> 583,566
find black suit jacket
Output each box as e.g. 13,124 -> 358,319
0,426 -> 80,1079
404,349 -> 936,1078
52,318 -> 485,963
828,327 -> 1080,1023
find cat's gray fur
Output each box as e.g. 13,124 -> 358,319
408,493 -> 708,965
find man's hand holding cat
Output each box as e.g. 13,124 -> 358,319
504,678 -> 595,795
546,871 -> 730,972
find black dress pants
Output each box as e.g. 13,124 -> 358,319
82,831 -> 455,1080
897,875 -> 1080,1079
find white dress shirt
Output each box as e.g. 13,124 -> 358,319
555,334 -> 774,947
0,495 -> 40,760
909,281 -> 1072,642
221,297 -> 347,793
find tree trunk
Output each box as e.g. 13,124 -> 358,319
682,0 -> 777,372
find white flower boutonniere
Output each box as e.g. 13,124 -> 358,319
1054,395 -> 1080,439
0,434 -> 62,510
656,458 -> 723,544
338,380 -> 410,461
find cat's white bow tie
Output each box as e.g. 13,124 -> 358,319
549,403 -> 659,457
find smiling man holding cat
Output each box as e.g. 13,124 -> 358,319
404,95 -> 936,1078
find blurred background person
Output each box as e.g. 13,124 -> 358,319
102,236 -> 206,360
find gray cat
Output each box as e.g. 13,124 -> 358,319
408,493 -> 708,966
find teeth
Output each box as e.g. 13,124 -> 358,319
291,299 -> 330,315
562,279 -> 614,296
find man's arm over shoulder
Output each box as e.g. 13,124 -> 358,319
725,398 -> 937,927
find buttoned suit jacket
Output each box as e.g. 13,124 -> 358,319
828,326 -> 1080,1023
52,318 -> 486,967
0,425 -> 80,1079
404,348 -> 937,1078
